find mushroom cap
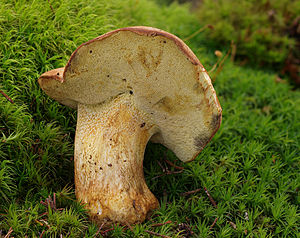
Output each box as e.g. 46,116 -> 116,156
39,26 -> 222,162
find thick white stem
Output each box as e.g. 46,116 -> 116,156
74,94 -> 159,225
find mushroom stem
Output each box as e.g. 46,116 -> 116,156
74,94 -> 159,225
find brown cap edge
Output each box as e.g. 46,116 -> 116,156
188,110 -> 222,163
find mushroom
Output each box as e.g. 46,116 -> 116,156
38,26 -> 222,225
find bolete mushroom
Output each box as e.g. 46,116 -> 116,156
38,26 -> 222,225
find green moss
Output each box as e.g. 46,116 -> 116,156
196,0 -> 299,67
0,0 -> 299,237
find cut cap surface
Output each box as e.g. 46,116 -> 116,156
39,26 -> 222,162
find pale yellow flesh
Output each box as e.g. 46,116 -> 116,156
45,30 -> 221,162
75,94 -> 159,225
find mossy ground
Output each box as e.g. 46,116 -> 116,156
0,0 -> 299,237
